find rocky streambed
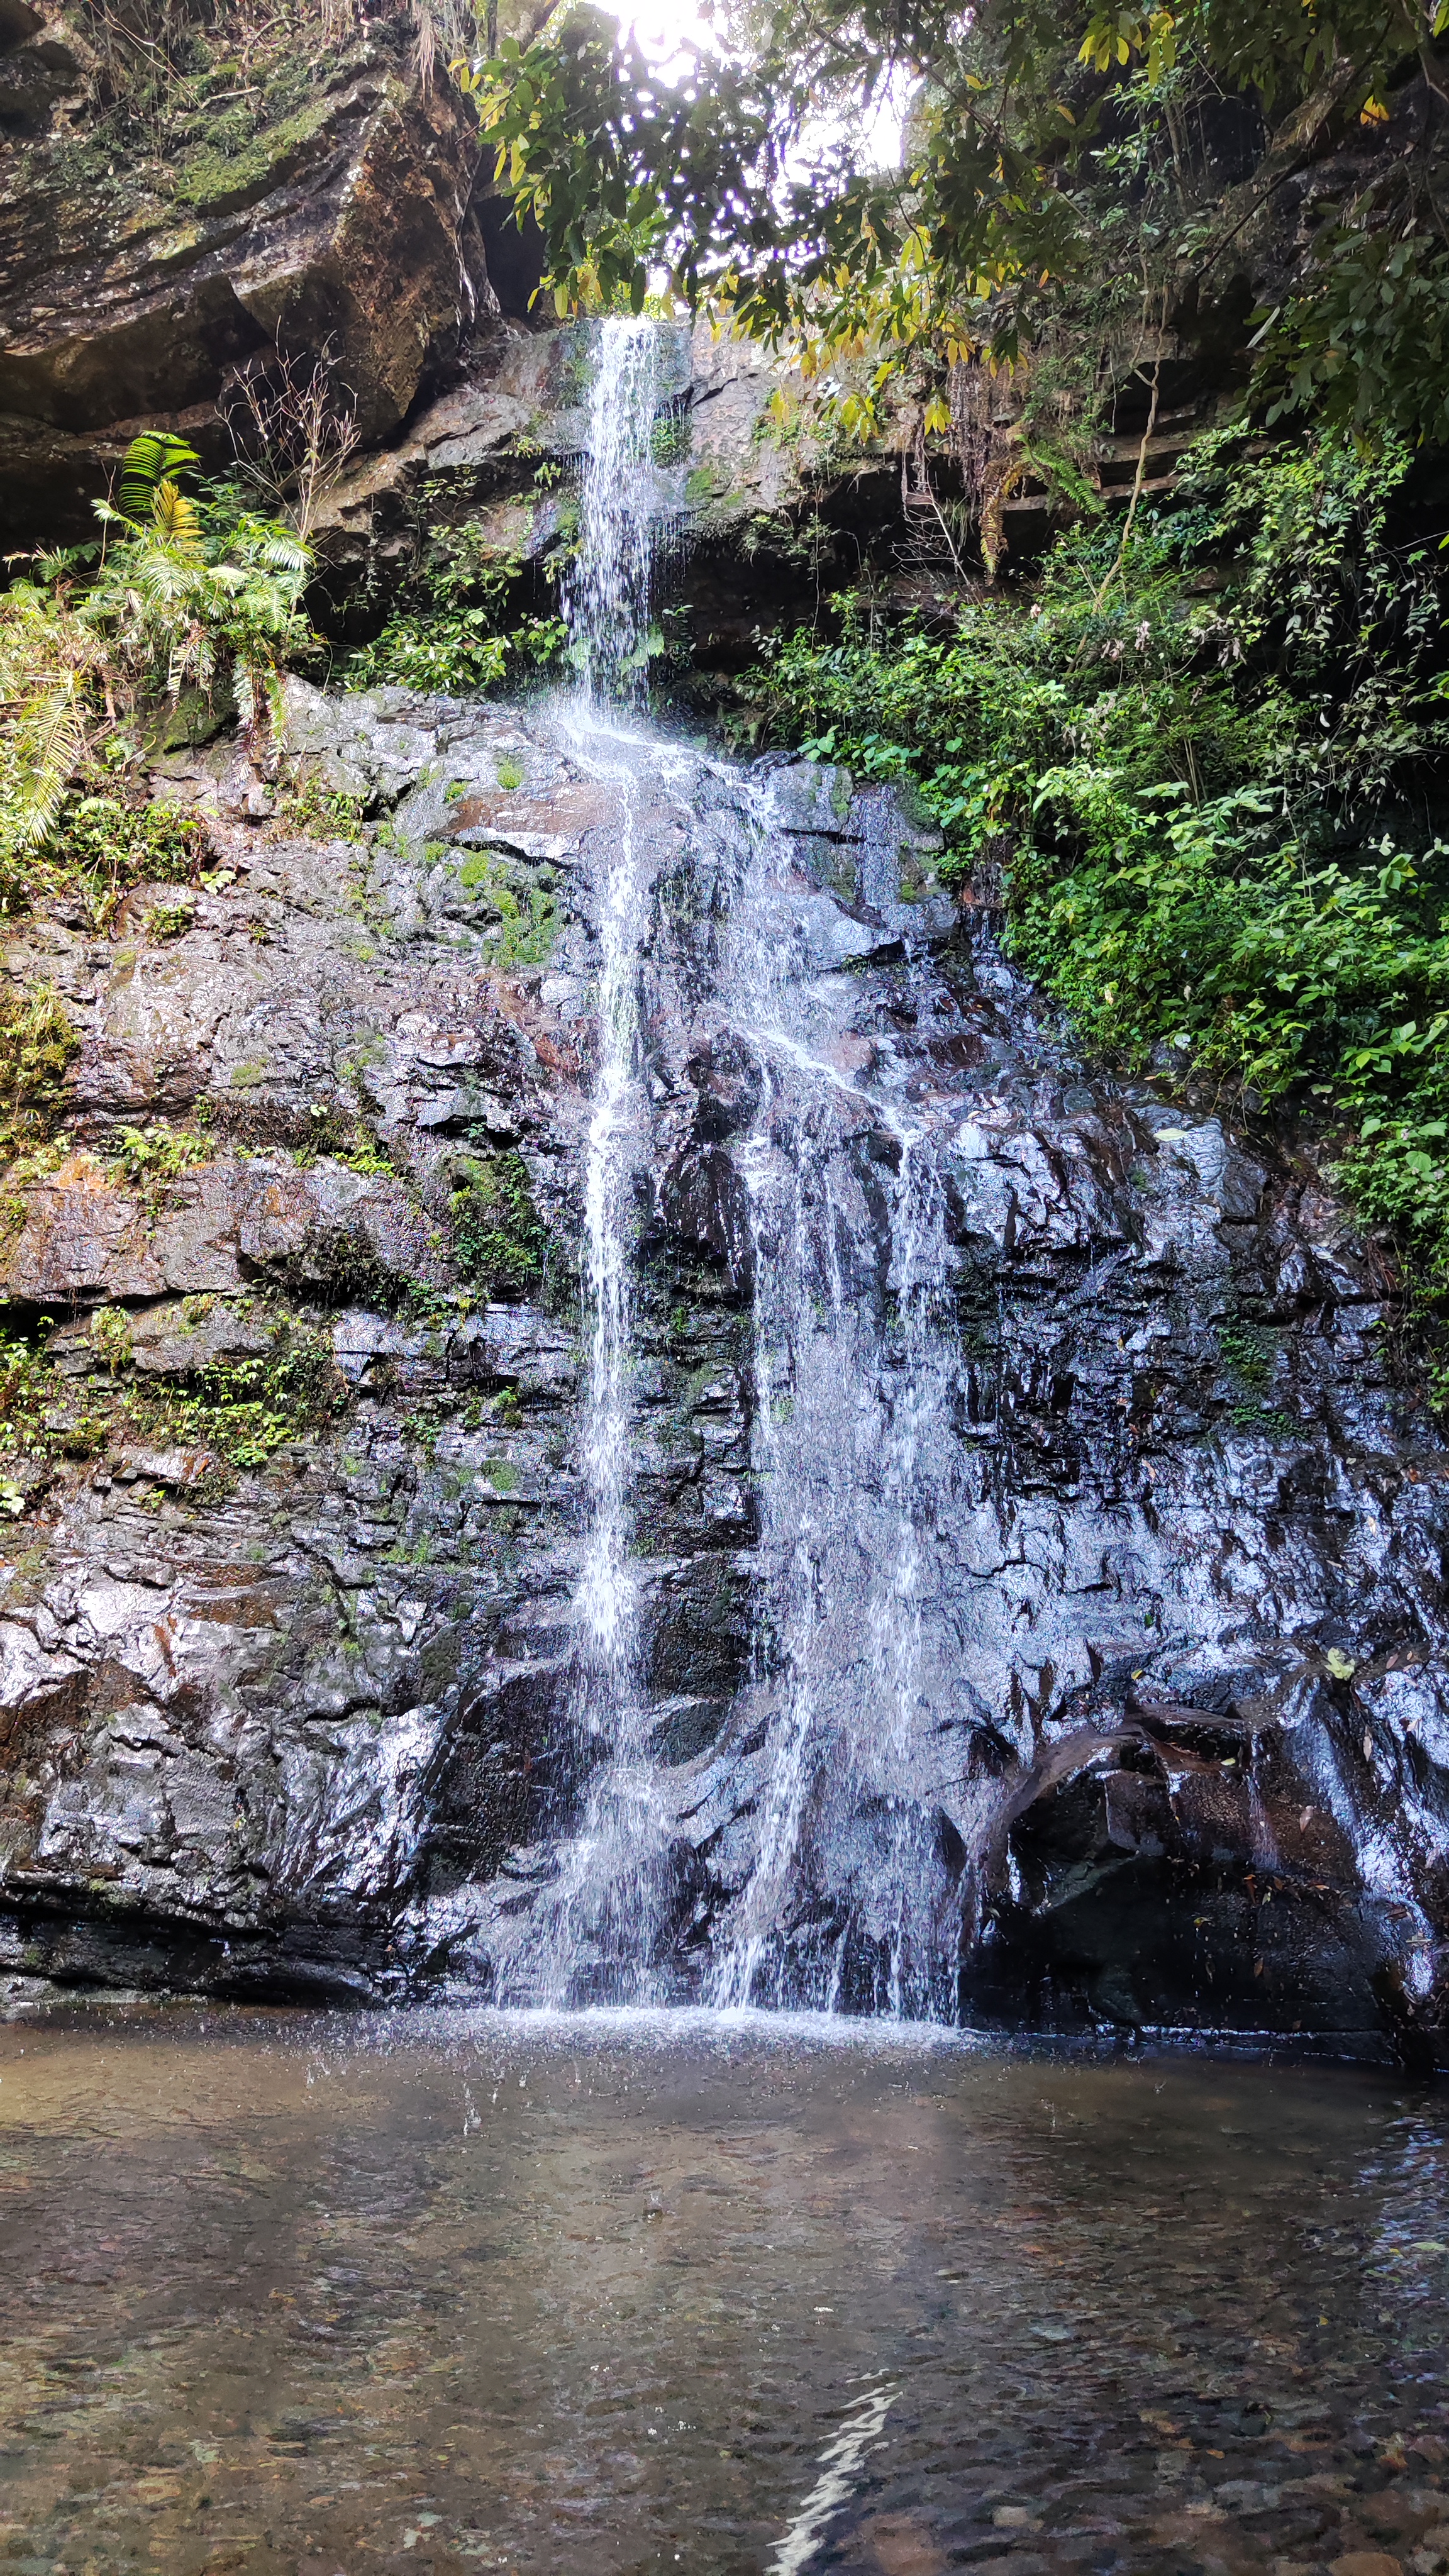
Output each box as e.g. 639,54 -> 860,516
0,680 -> 1446,2057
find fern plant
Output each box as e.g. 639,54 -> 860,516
0,582 -> 109,859
0,431 -> 314,871
116,435 -> 202,525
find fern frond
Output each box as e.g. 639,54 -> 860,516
118,433 -> 203,525
33,543 -> 100,586
252,531 -> 313,576
152,482 -> 205,559
260,664 -> 287,736
1,677 -> 89,858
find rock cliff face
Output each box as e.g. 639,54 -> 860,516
0,0 -> 516,550
0,679 -> 1446,2058
0,684 -> 763,2003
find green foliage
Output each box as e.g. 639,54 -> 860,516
448,1151 -> 547,1297
117,434 -> 203,525
88,482 -> 313,730
275,773 -> 367,843
286,1101 -> 395,1175
454,850 -> 560,964
465,0 -> 1449,447
1,450 -> 313,872
109,1123 -> 214,1188
0,984 -> 78,1118
747,424 -> 1449,1355
53,796 -> 206,929
0,1331 -> 54,1438
0,1300 -> 347,1490
0,579 -> 110,867
146,896 -> 197,940
186,1326 -> 343,1467
90,1306 -> 133,1377
0,1318 -> 104,1469
353,614 -> 512,696
348,520 -> 568,696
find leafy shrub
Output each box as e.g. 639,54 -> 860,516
0,435 -> 313,875
351,612 -> 512,696
347,518 -> 567,697
0,1332 -> 54,1443
0,1303 -> 347,1486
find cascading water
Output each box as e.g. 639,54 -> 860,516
562,318 -> 664,704
504,318 -> 684,2003
485,319 -> 973,2016
705,778 -> 968,2018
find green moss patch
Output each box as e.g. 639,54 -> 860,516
171,92 -> 338,211
453,850 -> 560,967
447,1151 -> 547,1299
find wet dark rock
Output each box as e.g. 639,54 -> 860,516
3,685 -> 1448,2058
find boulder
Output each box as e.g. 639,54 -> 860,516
0,11 -> 490,547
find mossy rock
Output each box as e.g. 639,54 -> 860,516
447,1151 -> 547,1299
452,850 -> 560,967
171,92 -> 340,213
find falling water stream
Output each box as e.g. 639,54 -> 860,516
517,318 -> 684,2002
522,318 -> 972,2016
706,777 -> 966,2019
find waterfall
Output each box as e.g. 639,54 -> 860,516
706,780 -> 965,2019
504,319 -> 677,2002
482,320 -> 966,2017
562,318 -> 663,702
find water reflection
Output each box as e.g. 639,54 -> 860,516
1,2006 -> 1446,2574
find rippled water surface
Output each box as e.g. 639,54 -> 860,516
3,2009 -> 1449,2575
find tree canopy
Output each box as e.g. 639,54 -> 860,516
460,0 -> 1449,444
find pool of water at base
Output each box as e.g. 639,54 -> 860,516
2,2007 -> 1448,2576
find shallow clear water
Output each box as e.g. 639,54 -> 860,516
3,2011 -> 1448,2576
